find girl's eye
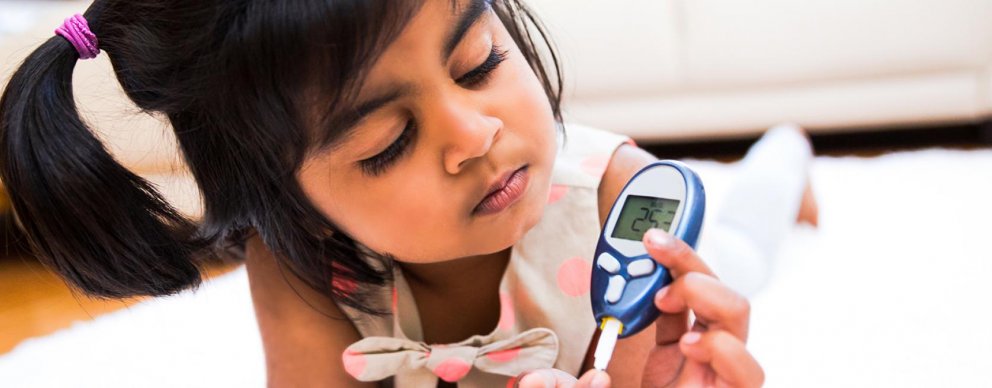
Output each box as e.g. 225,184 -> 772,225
456,44 -> 508,87
357,45 -> 507,177
359,120 -> 416,176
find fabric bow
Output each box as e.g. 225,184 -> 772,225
342,327 -> 559,383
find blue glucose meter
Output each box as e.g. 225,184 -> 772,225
590,160 -> 705,369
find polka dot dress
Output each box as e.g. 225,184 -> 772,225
336,124 -> 630,387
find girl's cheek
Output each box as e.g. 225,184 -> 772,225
497,56 -> 550,116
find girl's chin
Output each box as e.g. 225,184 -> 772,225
398,171 -> 551,264
494,194 -> 547,247
459,204 -> 544,259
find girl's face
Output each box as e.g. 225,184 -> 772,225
298,0 -> 558,263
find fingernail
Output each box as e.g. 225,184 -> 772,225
591,371 -> 609,388
682,331 -> 701,345
655,286 -> 670,304
646,230 -> 674,249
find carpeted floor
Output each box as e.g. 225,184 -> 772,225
1,147 -> 990,387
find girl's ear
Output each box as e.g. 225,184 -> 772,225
0,23 -> 209,298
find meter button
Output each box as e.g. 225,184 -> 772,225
627,259 -> 656,278
605,275 -> 627,304
597,253 -> 622,274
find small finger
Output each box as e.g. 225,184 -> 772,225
680,330 -> 765,388
575,369 -> 611,388
655,272 -> 751,340
642,229 -> 714,278
515,368 -> 578,388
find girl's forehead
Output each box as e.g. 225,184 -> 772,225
307,0 -> 498,151
391,0 -> 489,47
347,0 -> 493,113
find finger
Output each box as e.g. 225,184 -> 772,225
642,229 -> 714,278
643,229 -> 713,344
654,309 -> 691,346
655,272 -> 750,340
515,368 -> 578,388
679,330 -> 764,388
575,369 -> 611,388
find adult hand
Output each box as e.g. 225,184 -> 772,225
517,229 -> 763,387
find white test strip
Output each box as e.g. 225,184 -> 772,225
594,318 -> 622,371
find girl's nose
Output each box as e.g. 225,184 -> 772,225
436,101 -> 502,175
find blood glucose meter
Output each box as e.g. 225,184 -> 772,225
590,160 -> 705,370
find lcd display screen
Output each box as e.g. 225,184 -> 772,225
610,195 -> 681,241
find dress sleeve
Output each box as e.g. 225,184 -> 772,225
551,123 -> 633,189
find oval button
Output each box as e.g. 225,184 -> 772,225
627,259 -> 656,278
597,252 -> 621,274
605,275 -> 627,304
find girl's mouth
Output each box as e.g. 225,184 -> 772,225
474,165 -> 530,216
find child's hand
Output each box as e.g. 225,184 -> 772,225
517,229 -> 764,388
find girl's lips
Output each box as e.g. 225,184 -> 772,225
474,166 -> 529,216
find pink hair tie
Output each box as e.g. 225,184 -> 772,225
55,14 -> 100,60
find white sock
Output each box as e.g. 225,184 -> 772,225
697,123 -> 813,296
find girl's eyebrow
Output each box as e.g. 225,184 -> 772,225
325,0 -> 491,151
325,86 -> 411,150
442,0 -> 492,64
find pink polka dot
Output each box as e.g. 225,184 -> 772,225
580,155 -> 611,177
557,257 -> 592,296
433,358 -> 472,382
342,350 -> 366,379
332,275 -> 358,296
547,184 -> 568,204
497,292 -> 515,330
331,263 -> 358,296
485,347 -> 522,363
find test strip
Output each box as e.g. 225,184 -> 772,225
594,318 -> 622,371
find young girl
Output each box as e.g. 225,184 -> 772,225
0,0 -> 793,386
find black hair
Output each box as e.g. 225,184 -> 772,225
0,0 -> 562,315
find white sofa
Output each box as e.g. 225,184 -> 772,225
531,0 -> 992,140
6,0 -> 992,144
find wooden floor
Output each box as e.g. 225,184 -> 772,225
0,256 -> 143,355
0,254 -> 238,356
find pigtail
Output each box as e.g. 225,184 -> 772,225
0,19 -> 209,298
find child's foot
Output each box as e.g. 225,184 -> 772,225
796,182 -> 819,227
789,125 -> 819,228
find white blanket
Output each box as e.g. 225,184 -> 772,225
2,148 -> 991,387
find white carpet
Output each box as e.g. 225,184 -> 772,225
2,148 -> 990,387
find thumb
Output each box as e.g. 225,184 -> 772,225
576,369 -> 611,388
